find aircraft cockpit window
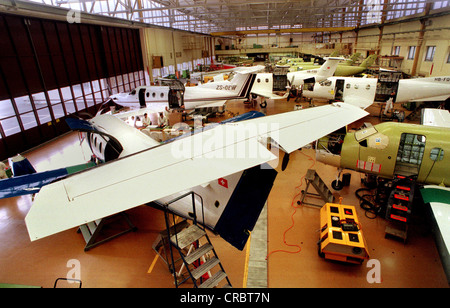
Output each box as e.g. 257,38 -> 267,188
355,126 -> 378,141
430,148 -> 444,161
319,80 -> 332,87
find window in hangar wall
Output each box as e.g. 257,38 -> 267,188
0,13 -> 144,160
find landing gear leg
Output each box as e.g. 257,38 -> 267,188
331,169 -> 343,191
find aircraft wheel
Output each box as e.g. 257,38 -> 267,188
260,101 -> 267,108
331,180 -> 344,191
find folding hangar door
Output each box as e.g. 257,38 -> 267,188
0,12 -> 144,160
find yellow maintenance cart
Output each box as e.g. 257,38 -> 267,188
319,203 -> 370,264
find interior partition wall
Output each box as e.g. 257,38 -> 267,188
0,13 -> 144,161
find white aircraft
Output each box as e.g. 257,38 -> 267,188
110,67 -> 265,111
25,103 -> 368,250
302,75 -> 450,109
286,57 -> 345,88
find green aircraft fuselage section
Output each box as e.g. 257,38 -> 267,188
340,122 -> 450,186
287,54 -> 377,76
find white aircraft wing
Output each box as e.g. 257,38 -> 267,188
421,108 -> 450,128
25,103 -> 368,241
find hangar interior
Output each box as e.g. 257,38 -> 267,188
0,0 -> 449,288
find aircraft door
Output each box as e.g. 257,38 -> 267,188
138,88 -> 146,108
394,133 -> 426,177
168,89 -> 184,109
335,79 -> 345,101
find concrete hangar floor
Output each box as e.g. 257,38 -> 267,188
0,96 -> 448,288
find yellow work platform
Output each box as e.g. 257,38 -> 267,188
319,203 -> 370,264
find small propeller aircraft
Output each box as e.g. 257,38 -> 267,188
110,67 -> 263,111
21,103 -> 368,250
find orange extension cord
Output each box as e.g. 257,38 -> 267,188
266,150 -> 316,260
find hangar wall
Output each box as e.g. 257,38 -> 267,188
140,27 -> 214,82
227,13 -> 450,77
0,13 -> 144,161
355,13 -> 450,76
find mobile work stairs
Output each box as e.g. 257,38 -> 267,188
384,175 -> 416,242
156,192 -> 232,288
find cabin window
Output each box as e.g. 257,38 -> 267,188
152,92 -> 156,98
354,84 -> 359,89
257,78 -> 261,83
346,83 -> 351,89
430,148 -> 444,161
146,92 -> 149,98
366,84 -> 371,90
160,93 -> 164,98
265,78 -> 269,83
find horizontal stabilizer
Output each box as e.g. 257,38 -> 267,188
0,162 -> 95,199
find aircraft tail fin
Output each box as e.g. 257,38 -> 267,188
315,57 -> 345,82
359,54 -> 377,68
345,52 -> 361,66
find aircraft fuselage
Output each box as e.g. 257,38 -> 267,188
316,122 -> 450,186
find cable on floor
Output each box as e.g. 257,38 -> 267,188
266,150 -> 316,260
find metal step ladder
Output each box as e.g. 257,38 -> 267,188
300,169 -> 334,208
152,220 -> 190,269
78,212 -> 137,251
161,191 -> 232,288
170,224 -> 231,288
